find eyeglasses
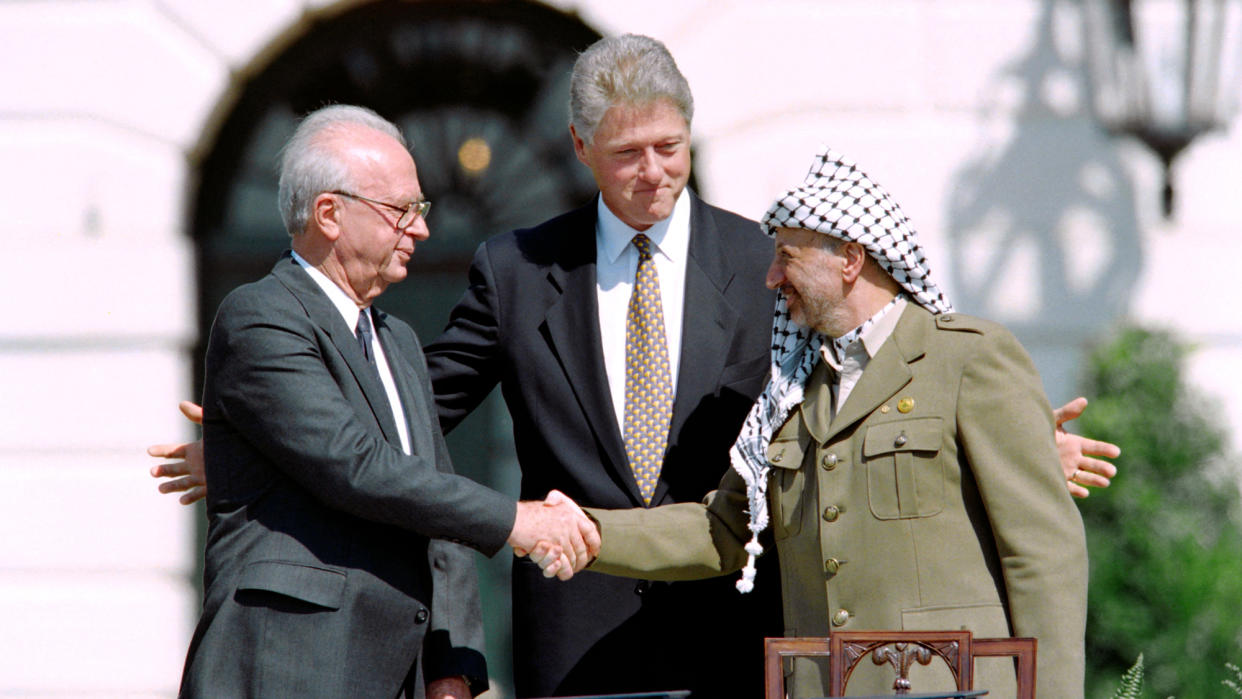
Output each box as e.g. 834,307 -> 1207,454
330,190 -> 431,229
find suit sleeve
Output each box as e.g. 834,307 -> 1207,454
587,467 -> 753,581
955,326 -> 1088,698
425,241 -> 504,435
422,540 -> 489,695
416,326 -> 489,695
206,287 -> 516,556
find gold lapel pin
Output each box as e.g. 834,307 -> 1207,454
897,397 -> 915,413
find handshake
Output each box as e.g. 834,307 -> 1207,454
507,490 -> 600,581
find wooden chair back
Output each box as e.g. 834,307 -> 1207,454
763,631 -> 1035,698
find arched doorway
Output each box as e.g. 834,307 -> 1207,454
190,2 -> 603,692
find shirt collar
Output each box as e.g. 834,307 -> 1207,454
596,189 -> 690,264
824,295 -> 909,366
290,250 -> 369,332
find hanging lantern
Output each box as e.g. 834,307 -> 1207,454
1083,0 -> 1242,216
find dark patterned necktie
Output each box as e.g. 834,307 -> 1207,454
357,309 -> 377,366
623,234 -> 674,505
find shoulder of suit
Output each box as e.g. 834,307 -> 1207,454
931,311 -> 1004,336
488,200 -> 596,265
698,197 -> 758,229
512,199 -> 595,239
209,272 -> 307,341
696,197 -> 764,238
218,270 -> 293,313
691,196 -> 771,268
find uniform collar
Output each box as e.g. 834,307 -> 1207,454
822,295 -> 908,369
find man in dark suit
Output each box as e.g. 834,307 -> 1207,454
424,34 -> 782,697
178,104 -> 597,698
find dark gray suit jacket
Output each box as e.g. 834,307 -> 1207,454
426,193 -> 783,697
180,253 -> 515,698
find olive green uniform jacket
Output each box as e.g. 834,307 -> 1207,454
589,305 -> 1088,698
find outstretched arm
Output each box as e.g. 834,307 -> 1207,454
1053,397 -> 1121,498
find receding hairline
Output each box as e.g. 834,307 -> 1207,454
314,122 -> 414,179
312,120 -> 406,156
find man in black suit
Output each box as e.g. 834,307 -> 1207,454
178,105 -> 597,698
424,34 -> 782,697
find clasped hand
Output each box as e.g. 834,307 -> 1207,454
508,490 -> 600,581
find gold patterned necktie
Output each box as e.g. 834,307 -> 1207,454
623,233 -> 674,505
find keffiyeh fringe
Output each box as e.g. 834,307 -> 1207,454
729,295 -> 822,592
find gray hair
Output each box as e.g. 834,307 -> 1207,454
568,34 -> 694,145
277,104 -> 406,237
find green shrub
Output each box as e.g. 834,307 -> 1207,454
1111,654 -> 1143,699
1076,327 -> 1242,697
1226,662 -> 1242,696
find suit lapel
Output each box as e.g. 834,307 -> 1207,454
816,305 -> 929,444
271,253 -> 402,448
799,360 -> 837,444
538,205 -> 638,502
653,194 -> 740,503
374,309 -> 435,456
672,194 -> 738,433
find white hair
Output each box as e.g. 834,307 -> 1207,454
277,105 -> 406,237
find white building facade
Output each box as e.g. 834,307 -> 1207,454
0,0 -> 1238,695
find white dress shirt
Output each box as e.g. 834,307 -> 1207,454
291,251 -> 411,454
595,190 -> 691,432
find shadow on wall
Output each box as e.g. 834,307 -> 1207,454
946,0 -> 1140,345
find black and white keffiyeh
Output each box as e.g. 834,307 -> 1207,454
729,147 -> 953,592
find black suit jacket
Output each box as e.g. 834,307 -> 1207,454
181,254 -> 514,698
426,193 -> 783,697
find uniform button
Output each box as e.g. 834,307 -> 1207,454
822,505 -> 840,522
824,558 -> 841,575
770,446 -> 785,464
894,433 -> 908,447
415,609 -> 429,624
832,608 -> 850,627
821,453 -> 838,470
635,581 -> 650,595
